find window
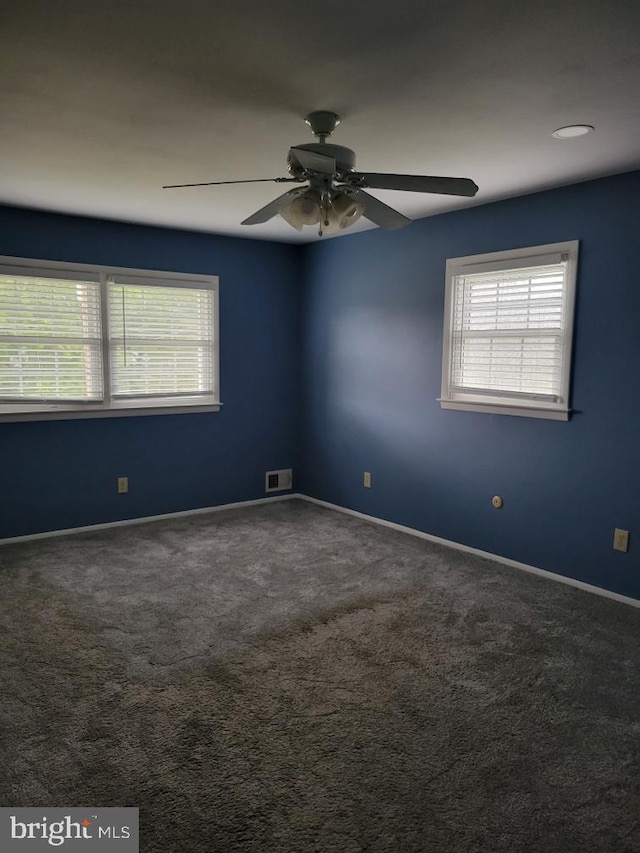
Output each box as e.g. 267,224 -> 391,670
0,256 -> 219,421
440,241 -> 578,420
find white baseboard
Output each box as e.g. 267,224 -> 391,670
0,493 -> 302,545
299,494 -> 640,610
4,491 -> 637,611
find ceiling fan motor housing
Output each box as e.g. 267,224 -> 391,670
287,143 -> 356,179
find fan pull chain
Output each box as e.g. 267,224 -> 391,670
318,192 -> 330,236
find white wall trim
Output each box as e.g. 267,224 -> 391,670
299,495 -> 640,610
440,240 -> 578,421
0,493 -> 301,545
0,253 -> 220,423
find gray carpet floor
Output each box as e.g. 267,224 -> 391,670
1,499 -> 639,852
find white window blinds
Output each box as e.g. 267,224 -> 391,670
107,279 -> 215,401
0,272 -> 103,402
450,259 -> 569,402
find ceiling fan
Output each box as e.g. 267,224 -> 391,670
163,111 -> 479,236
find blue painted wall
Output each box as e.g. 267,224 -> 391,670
3,173 -> 639,600
0,206 -> 302,537
300,171 -> 640,599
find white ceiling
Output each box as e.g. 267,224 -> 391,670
1,0 -> 639,243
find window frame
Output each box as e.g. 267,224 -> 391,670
0,255 -> 220,423
439,241 -> 579,421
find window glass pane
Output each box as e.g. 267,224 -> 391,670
0,275 -> 103,401
450,262 -> 567,398
108,282 -> 214,399
452,335 -> 564,396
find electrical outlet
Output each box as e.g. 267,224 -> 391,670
363,471 -> 372,488
117,476 -> 129,494
613,528 -> 629,552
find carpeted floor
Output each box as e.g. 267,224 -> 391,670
1,499 -> 639,852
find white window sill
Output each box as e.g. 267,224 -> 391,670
0,401 -> 222,423
439,399 -> 570,421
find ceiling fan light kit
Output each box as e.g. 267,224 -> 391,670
326,192 -> 365,232
279,190 -> 322,230
278,188 -> 364,234
163,110 -> 479,236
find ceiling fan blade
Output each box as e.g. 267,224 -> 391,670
340,187 -> 411,230
163,177 -> 296,188
241,186 -> 310,226
289,147 -> 336,175
354,173 -> 479,197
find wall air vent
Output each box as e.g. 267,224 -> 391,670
265,469 -> 293,493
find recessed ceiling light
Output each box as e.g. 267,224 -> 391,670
552,125 -> 594,139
